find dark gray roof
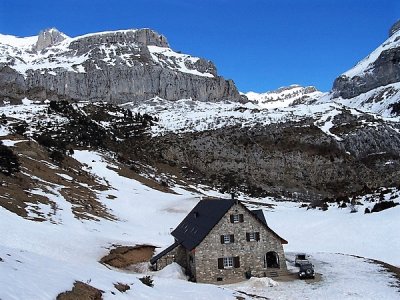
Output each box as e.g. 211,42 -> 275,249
151,199 -> 288,264
171,198 -> 236,250
251,209 -> 268,226
150,241 -> 179,265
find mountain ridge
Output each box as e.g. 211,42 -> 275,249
0,28 -> 245,104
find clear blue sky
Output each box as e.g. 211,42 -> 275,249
0,0 -> 398,92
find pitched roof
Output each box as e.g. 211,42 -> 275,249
251,209 -> 268,226
249,208 -> 288,244
171,198 -> 236,250
171,198 -> 288,250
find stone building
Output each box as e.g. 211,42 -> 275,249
150,198 -> 288,284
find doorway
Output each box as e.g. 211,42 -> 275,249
265,251 -> 280,268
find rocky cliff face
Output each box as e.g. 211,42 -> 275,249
332,22 -> 400,101
0,28 -> 244,104
145,115 -> 400,200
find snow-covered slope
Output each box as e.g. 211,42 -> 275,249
342,29 -> 400,79
332,24 -> 400,115
245,85 -> 324,109
0,28 -> 213,78
0,100 -> 399,299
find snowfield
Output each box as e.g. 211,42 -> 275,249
0,100 -> 399,299
0,147 -> 399,299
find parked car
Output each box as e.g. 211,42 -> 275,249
298,262 -> 315,279
295,253 -> 309,267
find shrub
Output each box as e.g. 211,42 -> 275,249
50,150 -> 65,164
0,143 -> 20,175
139,276 -> 154,287
13,122 -> 28,135
37,134 -> 56,148
364,207 -> 371,214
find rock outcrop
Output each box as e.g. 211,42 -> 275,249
332,21 -> 400,100
35,28 -> 67,51
389,20 -> 400,37
146,117 -> 400,200
0,28 -> 245,104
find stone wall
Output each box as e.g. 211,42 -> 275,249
194,203 -> 287,284
153,244 -> 187,271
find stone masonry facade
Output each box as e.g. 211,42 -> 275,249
193,203 -> 287,284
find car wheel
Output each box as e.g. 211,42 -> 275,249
306,269 -> 312,275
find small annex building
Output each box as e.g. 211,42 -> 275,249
150,198 -> 288,284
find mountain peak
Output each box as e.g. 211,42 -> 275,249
389,20 -> 400,37
35,28 -> 68,51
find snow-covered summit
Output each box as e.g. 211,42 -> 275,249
245,84 -> 324,109
0,28 -> 242,103
341,28 -> 400,79
0,27 -> 213,78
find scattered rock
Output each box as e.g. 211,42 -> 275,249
56,281 -> 103,300
114,283 -> 130,293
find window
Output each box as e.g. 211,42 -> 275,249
223,257 -> 234,268
246,232 -> 260,242
230,213 -> 244,223
218,257 -> 240,269
220,234 -> 234,244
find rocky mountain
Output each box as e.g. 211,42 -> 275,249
245,85 -> 323,108
331,22 -> 400,116
1,23 -> 400,203
0,28 -> 244,104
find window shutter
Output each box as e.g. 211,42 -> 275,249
246,232 -> 250,241
256,232 -> 260,241
218,258 -> 224,269
230,215 -> 234,223
234,256 -> 240,268
239,214 -> 244,222
220,235 -> 224,244
230,234 -> 234,243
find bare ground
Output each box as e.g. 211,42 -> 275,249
0,136 -> 115,221
56,281 -> 103,300
100,244 -> 156,269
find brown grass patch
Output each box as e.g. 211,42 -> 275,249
0,137 -> 115,221
56,281 -> 103,300
100,244 -> 156,269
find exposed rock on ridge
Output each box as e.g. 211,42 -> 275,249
332,21 -> 400,100
35,28 -> 68,51
0,28 -> 244,104
389,20 -> 400,37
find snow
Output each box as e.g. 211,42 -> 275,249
0,29 -> 215,79
245,85 -> 324,109
56,173 -> 73,181
313,104 -> 343,141
1,99 -> 400,299
0,125 -> 10,137
0,144 -> 399,298
230,252 -> 399,300
0,33 -> 37,47
148,45 -> 214,78
263,200 -> 400,266
343,29 -> 400,78
331,82 -> 400,119
1,139 -> 29,146
128,97 -> 359,139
